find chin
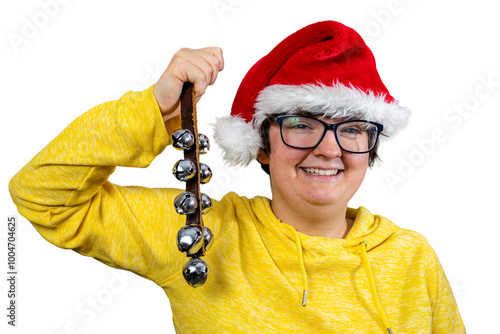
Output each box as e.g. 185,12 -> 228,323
303,193 -> 348,207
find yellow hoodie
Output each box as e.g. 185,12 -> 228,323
9,86 -> 465,333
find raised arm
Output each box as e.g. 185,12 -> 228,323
8,47 -> 224,284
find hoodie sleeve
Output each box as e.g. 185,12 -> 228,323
425,247 -> 466,333
8,85 -> 188,284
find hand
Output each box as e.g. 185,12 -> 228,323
153,47 -> 224,119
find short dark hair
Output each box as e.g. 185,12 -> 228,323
258,117 -> 381,175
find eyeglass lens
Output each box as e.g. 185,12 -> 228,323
280,116 -> 379,153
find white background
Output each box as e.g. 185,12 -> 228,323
1,0 -> 499,333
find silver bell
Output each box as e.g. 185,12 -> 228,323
200,193 -> 212,214
173,159 -> 197,182
186,226 -> 213,257
177,225 -> 203,255
199,163 -> 212,184
172,129 -> 195,150
182,257 -> 209,288
173,192 -> 198,215
202,226 -> 213,251
198,133 -> 210,154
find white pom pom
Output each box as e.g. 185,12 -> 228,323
212,116 -> 262,166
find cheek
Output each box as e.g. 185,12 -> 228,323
268,140 -> 308,173
344,154 -> 369,181
267,127 -> 292,166
267,125 -> 281,152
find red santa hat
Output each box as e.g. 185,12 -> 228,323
214,20 -> 410,166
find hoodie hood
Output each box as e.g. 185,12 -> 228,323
255,200 -> 400,256
252,198 -> 399,333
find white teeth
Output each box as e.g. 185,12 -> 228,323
303,168 -> 339,176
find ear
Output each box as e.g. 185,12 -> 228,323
257,150 -> 270,164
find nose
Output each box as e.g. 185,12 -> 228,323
312,129 -> 342,158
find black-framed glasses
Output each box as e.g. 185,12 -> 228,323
273,115 -> 383,154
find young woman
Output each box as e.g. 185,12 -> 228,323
9,21 -> 465,333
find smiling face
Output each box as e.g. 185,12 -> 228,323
258,118 -> 369,215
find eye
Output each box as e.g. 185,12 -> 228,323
291,123 -> 312,130
284,117 -> 315,130
341,127 -> 362,134
337,122 -> 366,137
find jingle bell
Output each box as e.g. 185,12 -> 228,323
202,226 -> 213,251
182,257 -> 209,288
173,192 -> 198,215
200,193 -> 212,214
173,159 -> 197,182
172,129 -> 195,150
198,133 -> 210,154
177,225 -> 203,255
199,163 -> 212,184
188,226 -> 213,257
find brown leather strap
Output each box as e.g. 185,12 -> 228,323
180,82 -> 205,256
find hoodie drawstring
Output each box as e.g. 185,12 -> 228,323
359,241 -> 394,334
282,225 -> 394,333
282,223 -> 309,306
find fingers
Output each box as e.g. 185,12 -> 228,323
177,48 -> 224,101
154,47 -> 224,116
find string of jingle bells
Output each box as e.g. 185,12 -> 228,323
172,83 -> 213,288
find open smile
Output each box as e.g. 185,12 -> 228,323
302,167 -> 340,176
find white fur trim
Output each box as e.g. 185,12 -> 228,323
213,116 -> 262,166
214,83 -> 410,167
254,83 -> 410,138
